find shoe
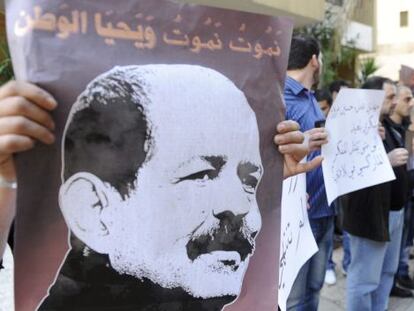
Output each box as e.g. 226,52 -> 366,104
324,269 -> 336,285
390,285 -> 413,298
341,267 -> 347,277
397,276 -> 414,290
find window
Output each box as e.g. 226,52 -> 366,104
400,11 -> 409,27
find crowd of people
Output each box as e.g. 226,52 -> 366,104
0,32 -> 414,311
284,35 -> 414,311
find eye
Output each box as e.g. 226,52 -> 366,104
237,162 -> 262,194
175,169 -> 219,183
241,173 -> 259,194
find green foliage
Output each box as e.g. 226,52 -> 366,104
358,57 -> 379,84
0,40 -> 13,86
294,6 -> 358,87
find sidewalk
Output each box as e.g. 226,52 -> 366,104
320,247 -> 414,311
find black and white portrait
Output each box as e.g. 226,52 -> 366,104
37,64 -> 264,311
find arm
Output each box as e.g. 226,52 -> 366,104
274,120 -> 324,178
0,81 -> 57,259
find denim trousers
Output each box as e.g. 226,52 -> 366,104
327,230 -> 351,272
346,209 -> 404,311
286,216 -> 334,311
397,202 -> 413,278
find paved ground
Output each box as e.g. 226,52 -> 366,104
1,245 -> 414,310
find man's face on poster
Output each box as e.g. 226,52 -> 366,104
62,66 -> 264,299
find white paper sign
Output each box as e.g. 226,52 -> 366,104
322,88 -> 396,205
278,173 -> 318,311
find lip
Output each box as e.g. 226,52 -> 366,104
197,251 -> 242,272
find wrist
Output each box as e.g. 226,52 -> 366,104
0,156 -> 16,182
0,176 -> 17,189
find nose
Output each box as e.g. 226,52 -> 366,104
213,211 -> 246,225
212,176 -> 254,216
392,97 -> 398,110
211,174 -> 262,234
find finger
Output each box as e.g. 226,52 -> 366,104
309,139 -> 328,150
277,120 -> 300,134
397,153 -> 409,160
401,157 -> 409,162
0,96 -> 55,130
274,131 -> 305,145
0,134 -> 35,154
295,156 -> 323,174
278,144 -> 308,164
309,132 -> 328,141
307,127 -> 326,135
0,81 -> 57,111
283,155 -> 323,178
0,116 -> 55,145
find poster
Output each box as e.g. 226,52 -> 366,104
6,1 -> 292,310
278,173 -> 317,311
322,88 -> 395,205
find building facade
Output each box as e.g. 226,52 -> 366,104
182,0 -> 325,26
374,0 -> 414,80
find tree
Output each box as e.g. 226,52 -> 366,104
358,57 -> 379,85
294,1 -> 360,87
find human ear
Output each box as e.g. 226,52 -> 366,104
59,172 -> 113,254
310,54 -> 319,68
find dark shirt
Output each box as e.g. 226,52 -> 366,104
383,116 -> 410,210
342,182 -> 391,242
284,76 -> 334,219
38,239 -> 233,311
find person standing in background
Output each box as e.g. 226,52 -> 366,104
284,35 -> 332,311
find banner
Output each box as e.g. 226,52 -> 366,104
6,1 -> 292,310
278,173 -> 317,311
322,88 -> 395,205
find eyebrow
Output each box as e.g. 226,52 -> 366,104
202,155 -> 226,171
171,155 -> 227,184
237,161 -> 262,176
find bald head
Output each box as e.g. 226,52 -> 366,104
62,64 -> 260,197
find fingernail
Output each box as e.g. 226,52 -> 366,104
47,96 -> 58,109
47,133 -> 55,144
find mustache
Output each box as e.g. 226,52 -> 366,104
186,212 -> 257,262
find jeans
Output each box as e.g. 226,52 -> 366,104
342,231 -> 351,272
287,216 -> 334,311
397,202 -> 413,278
346,209 -> 404,311
326,230 -> 351,272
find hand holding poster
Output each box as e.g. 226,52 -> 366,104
6,1 -> 293,310
278,173 -> 318,311
322,88 -> 395,205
